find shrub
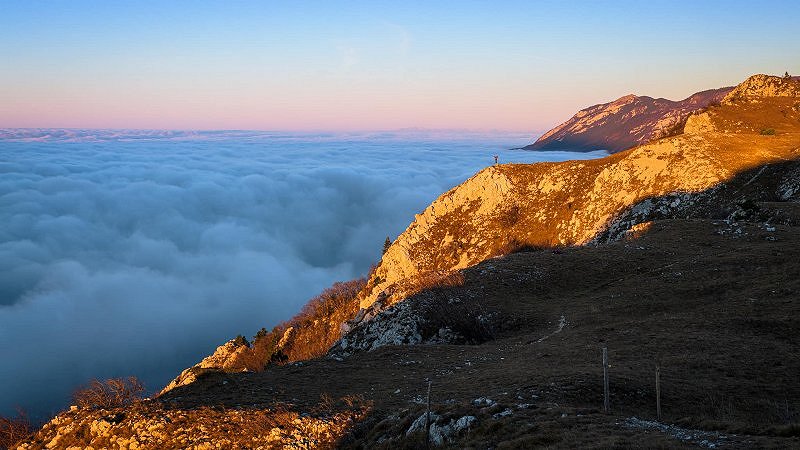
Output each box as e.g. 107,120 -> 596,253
761,128 -> 776,135
0,409 -> 32,449
253,327 -> 268,342
498,205 -> 522,227
72,377 -> 145,409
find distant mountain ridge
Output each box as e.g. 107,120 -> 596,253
524,86 -> 733,153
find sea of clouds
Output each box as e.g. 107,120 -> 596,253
0,129 -> 607,418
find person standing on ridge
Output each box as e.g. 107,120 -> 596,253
493,155 -> 499,165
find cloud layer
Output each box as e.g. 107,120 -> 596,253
0,129 -> 607,418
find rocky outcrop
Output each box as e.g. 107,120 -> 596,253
160,339 -> 259,395
331,288 -> 499,357
524,87 -> 732,153
19,400 -> 367,450
722,74 -> 800,103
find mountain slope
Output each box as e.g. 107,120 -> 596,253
362,74 -> 800,310
523,87 -> 732,153
21,205 -> 800,448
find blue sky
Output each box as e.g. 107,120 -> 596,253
1,0 -> 798,130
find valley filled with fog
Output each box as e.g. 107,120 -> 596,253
0,129 -> 607,417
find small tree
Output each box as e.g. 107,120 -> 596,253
382,236 -> 392,254
785,71 -> 791,79
233,334 -> 251,348
73,377 -> 145,409
0,409 -> 32,449
254,327 -> 268,342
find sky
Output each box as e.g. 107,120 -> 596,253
1,0 -> 799,132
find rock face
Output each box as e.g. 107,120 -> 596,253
19,400 -> 367,450
722,74 -> 800,103
361,74 -> 800,308
524,87 -> 732,153
331,288 -> 499,357
159,339 -> 258,395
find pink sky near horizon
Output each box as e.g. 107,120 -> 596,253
2,1 -> 798,133
0,74 -> 746,133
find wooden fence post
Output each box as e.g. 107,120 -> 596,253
602,347 -> 610,413
655,364 -> 662,421
425,381 -> 432,449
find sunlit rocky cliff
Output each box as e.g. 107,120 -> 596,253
361,73 -> 800,309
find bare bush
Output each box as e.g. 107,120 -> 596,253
0,409 -> 32,449
72,376 -> 145,409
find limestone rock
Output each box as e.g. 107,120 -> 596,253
722,74 -> 800,103
160,338 -> 256,395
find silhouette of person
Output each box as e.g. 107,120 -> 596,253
493,155 -> 499,165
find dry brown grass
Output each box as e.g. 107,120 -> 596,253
72,376 -> 145,409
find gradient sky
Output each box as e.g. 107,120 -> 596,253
2,0 -> 799,132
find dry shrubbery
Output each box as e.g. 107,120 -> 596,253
72,377 -> 145,409
0,409 -> 32,449
248,270 -> 464,368
254,277 -> 367,365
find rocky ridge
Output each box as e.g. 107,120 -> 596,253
722,74 -> 800,103
18,399 -> 368,449
361,74 -> 800,309
523,87 -> 732,153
